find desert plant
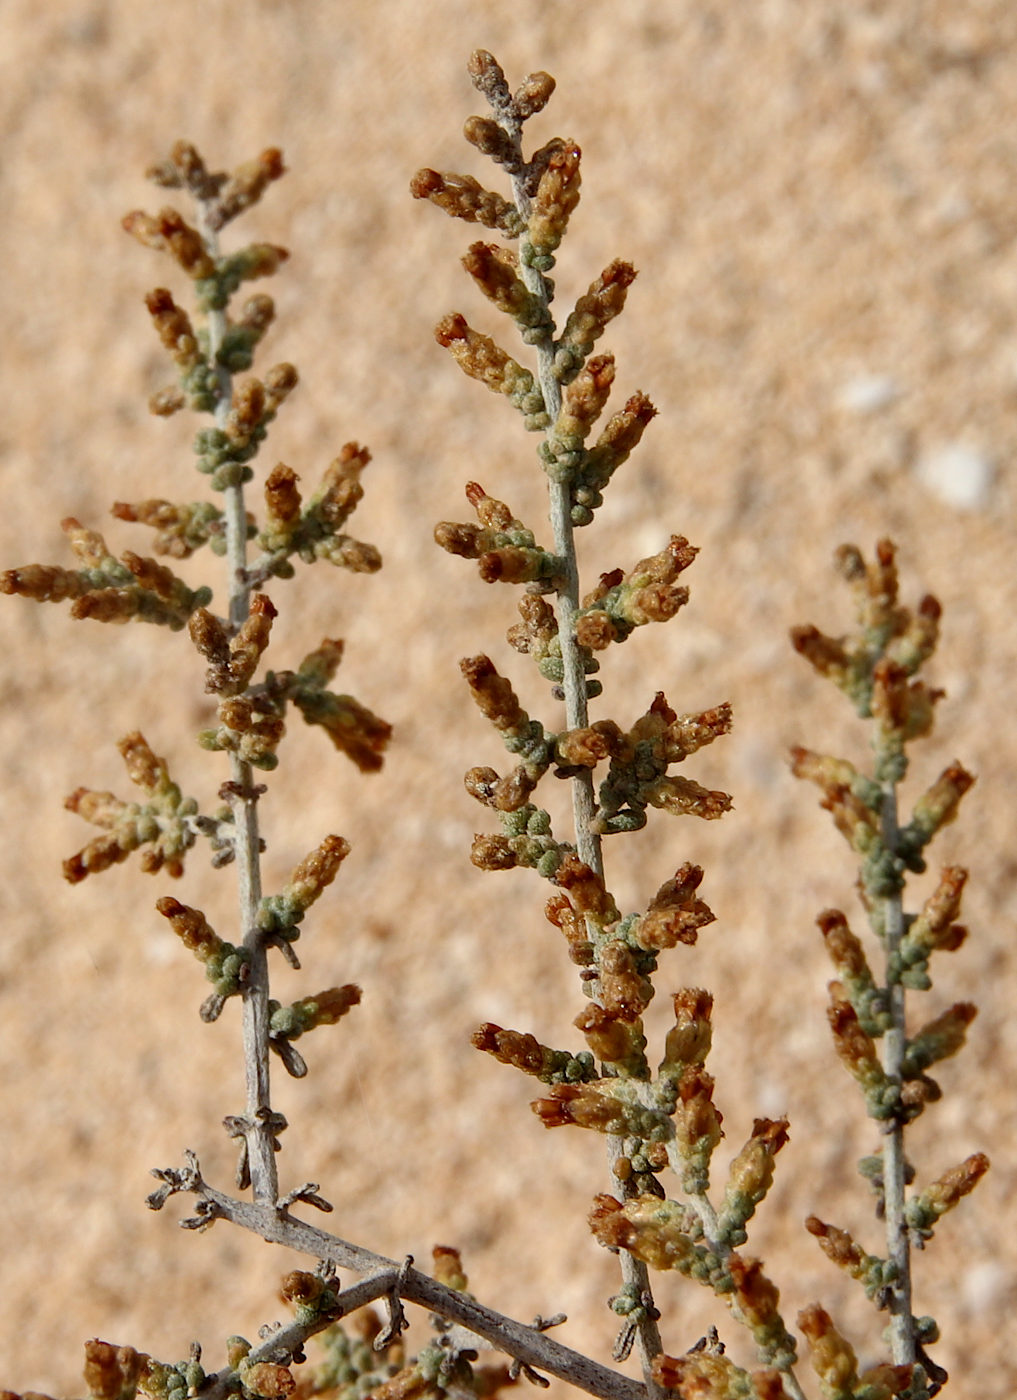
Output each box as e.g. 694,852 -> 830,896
0,48 -> 987,1400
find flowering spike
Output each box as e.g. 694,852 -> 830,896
472,1023 -> 595,1085
716,1119 -> 790,1246
904,1154 -> 989,1244
434,314 -> 548,428
409,168 -> 525,237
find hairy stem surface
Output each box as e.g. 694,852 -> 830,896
880,785 -> 916,1366
199,206 -> 278,1206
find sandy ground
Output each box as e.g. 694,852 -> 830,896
1,3 -> 1015,1398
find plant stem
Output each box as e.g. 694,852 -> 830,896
199,206 -> 278,1206
880,784 -> 916,1366
509,174 -> 663,1396
187,1181 -> 648,1400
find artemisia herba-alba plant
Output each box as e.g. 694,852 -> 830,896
0,49 -> 987,1400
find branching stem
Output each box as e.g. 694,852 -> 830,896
187,1181 -> 647,1400
198,206 -> 278,1206
508,156 -> 662,1394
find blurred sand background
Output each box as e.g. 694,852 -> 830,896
1,2 -> 1015,1397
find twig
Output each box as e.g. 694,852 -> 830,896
166,1174 -> 648,1400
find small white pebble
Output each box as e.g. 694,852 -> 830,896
914,443 -> 994,510
837,374 -> 898,415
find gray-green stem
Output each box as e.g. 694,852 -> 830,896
510,163 -> 662,1396
180,1175 -> 648,1400
880,784 -> 916,1366
199,206 -> 278,1206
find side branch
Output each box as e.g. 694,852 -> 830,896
179,1178 -> 647,1400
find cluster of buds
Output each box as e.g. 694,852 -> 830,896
652,1348 -> 786,1400
63,732 -> 199,882
198,688 -> 288,770
791,539 -> 943,782
576,536 -> 698,648
111,498 -> 226,560
281,643 -> 392,773
82,1340 -> 147,1400
206,638 -> 393,775
191,363 -> 297,489
593,693 -> 733,835
123,188 -> 288,316
588,1194 -> 708,1277
190,593 -> 277,696
435,481 -> 562,586
143,141 -> 285,231
254,443 -> 382,581
1,517 -> 211,631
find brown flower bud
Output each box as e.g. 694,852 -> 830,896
589,1194 -> 697,1272
634,865 -> 715,951
472,1023 -> 546,1075
600,940 -> 652,1020
227,593 -> 277,690
513,70 -> 555,118
575,610 -> 617,650
790,625 -> 852,685
797,1304 -> 860,1393
906,763 -> 975,846
920,1153 -> 990,1219
661,988 -> 713,1070
118,732 -> 168,794
263,362 -> 298,412
280,1270 -> 325,1306
435,314 -> 538,409
560,260 -> 637,353
529,143 -> 581,256
554,854 -> 618,923
558,353 -> 615,441
0,563 -> 88,603
544,893 -> 594,965
83,1341 -> 145,1400
575,1005 -> 645,1071
555,726 -> 612,768
805,1217 -> 877,1286
144,288 -> 199,367
460,655 -> 527,731
122,207 -> 216,278
264,464 -> 303,528
432,1245 -> 468,1292
583,393 -> 657,490
532,1082 -> 628,1133
156,896 -> 221,958
642,773 -> 733,821
285,834 -> 351,911
62,517 -> 111,567
240,1363 -> 294,1399
213,148 -> 286,228
471,834 -> 517,871
827,984 -> 888,1101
